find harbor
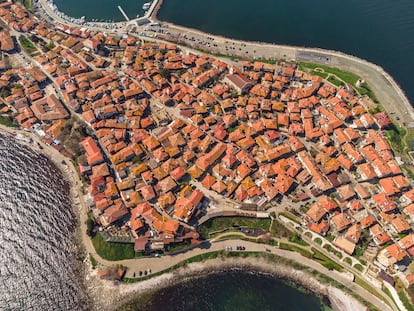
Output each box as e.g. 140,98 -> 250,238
1,0 -> 414,310
49,0 -> 158,24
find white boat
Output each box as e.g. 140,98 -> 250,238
142,2 -> 151,10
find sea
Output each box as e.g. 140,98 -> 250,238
3,0 -> 413,309
158,0 -> 414,105
0,133 -> 329,310
122,270 -> 329,311
0,134 -> 88,310
53,0 -> 150,22
53,0 -> 414,103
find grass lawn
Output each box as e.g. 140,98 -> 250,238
19,36 -> 34,49
299,62 -> 360,86
270,220 -> 294,238
311,247 -> 343,271
89,254 -> 98,269
22,0 -> 32,12
310,70 -> 328,79
0,116 -> 17,128
354,263 -> 364,272
396,280 -> 414,311
298,61 -> 378,102
385,123 -> 407,156
252,58 -> 277,64
92,233 -> 136,261
199,216 -> 271,239
354,277 -> 388,306
289,234 -> 309,246
279,242 -> 313,258
215,233 -> 246,240
344,257 -> 352,265
327,75 -> 343,87
278,211 -> 300,224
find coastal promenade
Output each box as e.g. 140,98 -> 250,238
146,19 -> 414,126
13,3 -> 414,310
35,0 -> 413,127
0,126 -> 394,311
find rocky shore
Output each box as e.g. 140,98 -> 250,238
0,124 -> 369,311
84,256 -> 365,311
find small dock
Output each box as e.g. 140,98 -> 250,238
117,5 -> 130,21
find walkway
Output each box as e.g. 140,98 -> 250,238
117,6 -> 130,22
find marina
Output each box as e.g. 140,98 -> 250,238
52,0 -> 153,22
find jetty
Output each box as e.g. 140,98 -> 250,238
117,5 -> 130,21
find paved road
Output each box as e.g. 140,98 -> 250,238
36,0 -> 413,128
9,4 -> 410,310
149,20 -> 413,125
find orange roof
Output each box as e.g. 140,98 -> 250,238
162,219 -> 179,233
140,185 -> 156,201
333,236 -> 355,255
345,224 -> 361,244
318,196 -> 338,212
373,193 -> 396,212
331,213 -> 351,232
306,203 -> 327,223
360,214 -> 376,229
187,165 -> 203,179
379,178 -> 400,196
307,221 -> 330,235
391,216 -> 411,233
386,243 -> 406,262
370,224 -> 391,245
400,234 -> 414,250
211,180 -> 227,194
202,174 -> 216,189
130,208 -> 144,231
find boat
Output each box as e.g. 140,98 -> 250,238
142,2 -> 151,10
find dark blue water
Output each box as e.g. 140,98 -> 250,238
53,0 -> 149,21
158,0 -> 414,104
123,270 -> 328,311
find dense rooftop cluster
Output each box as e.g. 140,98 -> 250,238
2,1 -> 414,286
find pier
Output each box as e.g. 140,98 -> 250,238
117,5 -> 130,21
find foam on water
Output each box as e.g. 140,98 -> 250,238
0,134 -> 87,310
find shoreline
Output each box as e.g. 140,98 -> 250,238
36,0 -> 413,125
148,19 -> 413,121
0,125 -> 372,311
0,124 -> 94,309
90,256 -> 366,311
1,2 -> 410,310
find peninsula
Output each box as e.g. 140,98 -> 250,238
1,1 -> 414,310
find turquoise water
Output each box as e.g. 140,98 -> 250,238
124,270 -> 329,311
158,0 -> 414,104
